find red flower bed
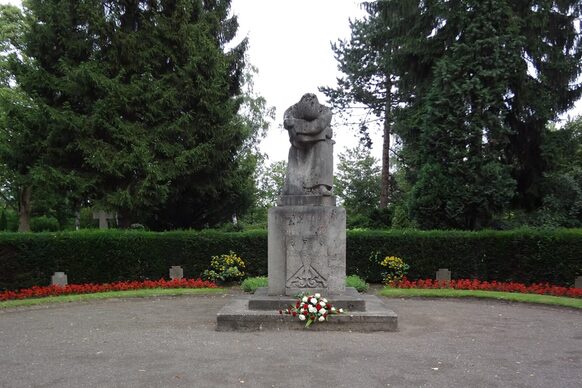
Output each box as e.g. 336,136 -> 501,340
391,278 -> 582,298
0,278 -> 217,302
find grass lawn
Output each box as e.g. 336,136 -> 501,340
0,288 -> 224,309
380,287 -> 582,309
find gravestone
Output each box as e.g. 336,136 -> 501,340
51,272 -> 68,286
575,276 -> 582,289
92,210 -> 115,229
216,94 -> 397,332
436,268 -> 451,282
169,266 -> 183,280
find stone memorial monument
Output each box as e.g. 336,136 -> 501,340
268,93 -> 345,296
216,94 -> 397,332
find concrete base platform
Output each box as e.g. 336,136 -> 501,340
216,290 -> 398,332
249,287 -> 366,311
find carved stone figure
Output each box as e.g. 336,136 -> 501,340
282,93 -> 334,196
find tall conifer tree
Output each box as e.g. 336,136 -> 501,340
2,0 -> 254,229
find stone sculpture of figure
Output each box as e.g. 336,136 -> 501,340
282,93 -> 334,196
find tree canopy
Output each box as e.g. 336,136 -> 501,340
329,0 -> 582,229
0,0 -> 264,230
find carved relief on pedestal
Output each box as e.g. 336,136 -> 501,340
285,235 -> 327,289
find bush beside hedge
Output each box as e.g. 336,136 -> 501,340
0,229 -> 580,290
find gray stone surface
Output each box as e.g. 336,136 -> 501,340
169,266 -> 183,280
576,276 -> 582,289
436,268 -> 452,282
282,93 -> 334,196
216,293 -> 397,332
268,205 -> 346,296
51,272 -> 68,286
248,287 -> 366,311
277,194 -> 336,207
2,294 -> 581,388
92,210 -> 115,229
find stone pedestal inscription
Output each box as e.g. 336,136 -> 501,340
268,204 -> 346,296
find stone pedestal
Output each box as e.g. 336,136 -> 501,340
268,197 -> 345,296
215,195 -> 398,332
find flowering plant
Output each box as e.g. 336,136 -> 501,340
202,251 -> 245,283
0,278 -> 217,301
279,293 -> 343,328
379,255 -> 409,285
391,278 -> 582,298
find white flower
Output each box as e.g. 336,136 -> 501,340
314,293 -> 321,298
318,316 -> 325,322
310,297 -> 317,305
338,308 -> 344,313
331,307 -> 336,312
322,298 -> 328,303
319,301 -> 326,307
302,296 -> 308,303
308,305 -> 317,313
298,314 -> 306,321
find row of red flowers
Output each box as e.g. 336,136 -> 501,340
0,278 -> 217,301
391,278 -> 582,298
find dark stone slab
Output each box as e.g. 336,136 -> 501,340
249,287 -> 366,311
216,293 -> 398,332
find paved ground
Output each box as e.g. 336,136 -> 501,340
1,290 -> 581,388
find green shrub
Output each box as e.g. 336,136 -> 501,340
346,228 -> 582,286
240,276 -> 268,293
241,275 -> 369,293
202,251 -> 246,283
346,274 -> 368,292
30,216 -> 60,232
0,228 -> 581,290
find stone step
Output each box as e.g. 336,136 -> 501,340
248,287 -> 366,311
216,294 -> 398,332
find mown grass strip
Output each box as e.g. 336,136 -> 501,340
379,288 -> 582,309
0,288 -> 224,309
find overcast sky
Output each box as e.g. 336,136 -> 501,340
229,0 -> 372,164
1,0 -> 580,166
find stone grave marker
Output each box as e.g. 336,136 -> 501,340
92,210 -> 115,229
436,268 -> 451,282
575,276 -> 582,289
51,272 -> 68,286
169,266 -> 183,280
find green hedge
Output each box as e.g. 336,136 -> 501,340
0,229 -> 580,290
347,229 -> 582,285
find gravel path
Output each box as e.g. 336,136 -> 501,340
1,292 -> 581,388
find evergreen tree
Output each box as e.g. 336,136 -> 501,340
320,1 -> 420,208
535,118 -> 582,226
334,0 -> 582,229
334,145 -> 391,228
1,0 -> 255,229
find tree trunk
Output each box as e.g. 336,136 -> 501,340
18,186 -> 32,232
117,208 -> 132,229
379,79 -> 392,208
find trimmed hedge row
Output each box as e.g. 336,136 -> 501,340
0,229 -> 580,290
